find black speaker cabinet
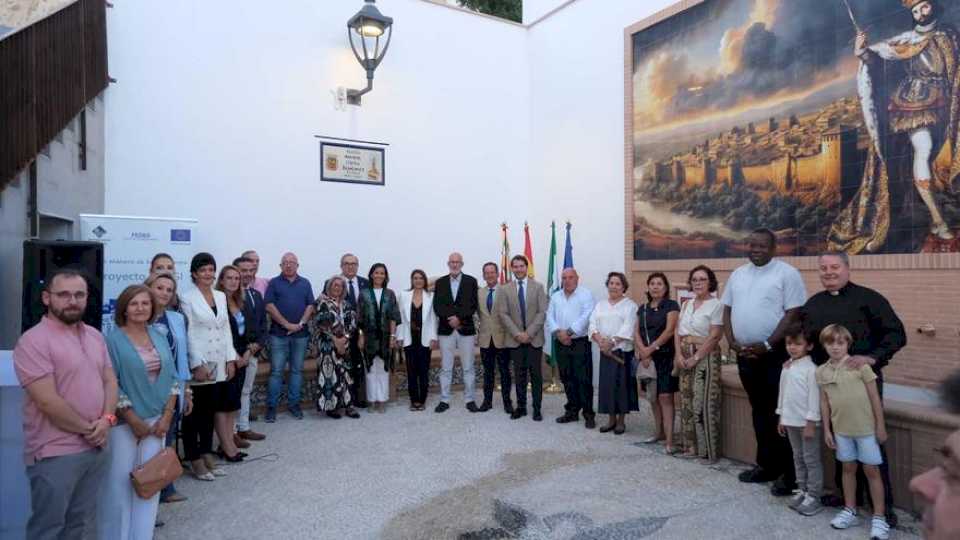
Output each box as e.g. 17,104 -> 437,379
21,240 -> 104,332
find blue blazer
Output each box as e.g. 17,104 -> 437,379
156,309 -> 191,381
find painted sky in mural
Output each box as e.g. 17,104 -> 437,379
631,0 -> 960,260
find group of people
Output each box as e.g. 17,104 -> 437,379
12,229 -> 958,540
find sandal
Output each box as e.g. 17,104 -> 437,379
190,460 -> 215,481
664,446 -> 680,455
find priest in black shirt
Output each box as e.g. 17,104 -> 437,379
800,251 -> 907,526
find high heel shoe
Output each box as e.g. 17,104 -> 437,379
599,423 -> 616,433
190,459 -> 215,481
216,447 -> 245,462
614,425 -> 626,435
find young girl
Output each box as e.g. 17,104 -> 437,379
776,324 -> 822,516
816,324 -> 889,540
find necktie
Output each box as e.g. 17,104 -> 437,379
487,288 -> 494,312
349,279 -> 357,305
518,281 -> 526,328
246,288 -> 255,309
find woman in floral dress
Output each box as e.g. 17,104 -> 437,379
310,275 -> 359,419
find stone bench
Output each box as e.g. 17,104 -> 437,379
720,363 -> 958,514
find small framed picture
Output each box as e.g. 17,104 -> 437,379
320,142 -> 385,186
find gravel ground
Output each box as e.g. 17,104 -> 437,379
156,394 -> 920,540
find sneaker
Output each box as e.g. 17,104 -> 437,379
830,507 -> 861,530
265,408 -> 277,423
797,495 -> 824,516
289,406 -> 304,420
788,490 -> 807,511
869,516 -> 890,540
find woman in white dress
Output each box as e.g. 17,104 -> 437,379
589,272 -> 639,435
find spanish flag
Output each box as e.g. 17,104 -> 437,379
523,222 -> 535,278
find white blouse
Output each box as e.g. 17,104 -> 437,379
588,297 -> 638,352
677,297 -> 723,338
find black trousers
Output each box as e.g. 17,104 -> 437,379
481,345 -> 512,406
738,349 -> 795,483
181,383 -> 215,461
348,336 -> 367,405
556,337 -> 594,416
832,372 -> 895,513
404,344 -> 431,404
511,345 -> 543,411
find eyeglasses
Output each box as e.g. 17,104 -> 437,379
50,291 -> 88,301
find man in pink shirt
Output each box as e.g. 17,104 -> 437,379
14,268 -> 119,540
241,249 -> 269,296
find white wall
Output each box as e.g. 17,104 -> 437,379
523,0 -> 569,24
104,0 -> 529,285
105,0 -> 683,297
526,0 -> 677,299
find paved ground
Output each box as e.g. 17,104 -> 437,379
156,394 -> 921,540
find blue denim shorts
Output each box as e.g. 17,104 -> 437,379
835,434 -> 883,465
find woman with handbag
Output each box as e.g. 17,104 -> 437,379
145,272 -> 193,504
589,272 -> 639,435
674,265 -> 724,463
635,272 -> 680,454
357,263 -> 402,413
311,275 -> 360,418
99,284 -> 180,540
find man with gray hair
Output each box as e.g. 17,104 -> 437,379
545,268 -> 596,428
800,251 -> 906,526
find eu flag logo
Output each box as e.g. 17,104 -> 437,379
170,229 -> 191,242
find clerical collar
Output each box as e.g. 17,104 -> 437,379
916,21 -> 938,34
828,282 -> 853,296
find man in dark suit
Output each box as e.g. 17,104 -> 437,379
236,256 -> 268,440
327,253 -> 370,408
432,252 -> 479,413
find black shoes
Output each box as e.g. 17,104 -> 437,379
216,448 -> 245,462
738,466 -> 777,483
435,402 -> 450,413
770,475 -> 797,497
510,408 -> 527,419
532,411 -> 543,422
466,402 -> 479,413
584,415 -> 596,429
556,412 -> 579,424
326,410 -> 342,419
355,400 -> 369,409
503,403 -> 514,415
478,401 -> 492,412
345,408 -> 360,419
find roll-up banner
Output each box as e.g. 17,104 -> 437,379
79,214 -> 197,334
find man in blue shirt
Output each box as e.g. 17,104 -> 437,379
545,268 -> 596,428
263,252 -> 315,422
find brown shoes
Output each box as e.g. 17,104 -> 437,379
237,430 -> 266,441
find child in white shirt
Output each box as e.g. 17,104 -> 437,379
776,324 -> 822,516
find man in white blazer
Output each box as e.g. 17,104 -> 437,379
495,255 -> 549,421
476,262 -> 511,413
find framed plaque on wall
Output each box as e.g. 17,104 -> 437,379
320,142 -> 385,186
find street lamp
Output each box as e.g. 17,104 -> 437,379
345,0 -> 393,106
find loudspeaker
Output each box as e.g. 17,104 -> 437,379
21,240 -> 104,333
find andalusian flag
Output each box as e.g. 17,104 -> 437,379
544,221 -> 560,365
523,222 -> 535,278
499,223 -> 511,284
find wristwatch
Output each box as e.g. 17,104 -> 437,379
102,414 -> 118,427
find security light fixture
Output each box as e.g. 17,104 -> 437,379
345,0 -> 393,106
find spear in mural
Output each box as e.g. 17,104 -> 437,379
841,0 -> 862,34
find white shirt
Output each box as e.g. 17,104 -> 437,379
450,274 -> 461,299
545,287 -> 595,338
373,287 -> 383,306
720,259 -> 807,344
677,297 -> 723,338
776,355 -> 822,427
588,297 -> 638,352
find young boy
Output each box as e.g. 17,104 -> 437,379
776,324 -> 822,516
816,324 -> 890,540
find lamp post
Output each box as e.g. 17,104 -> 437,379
345,0 -> 393,106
